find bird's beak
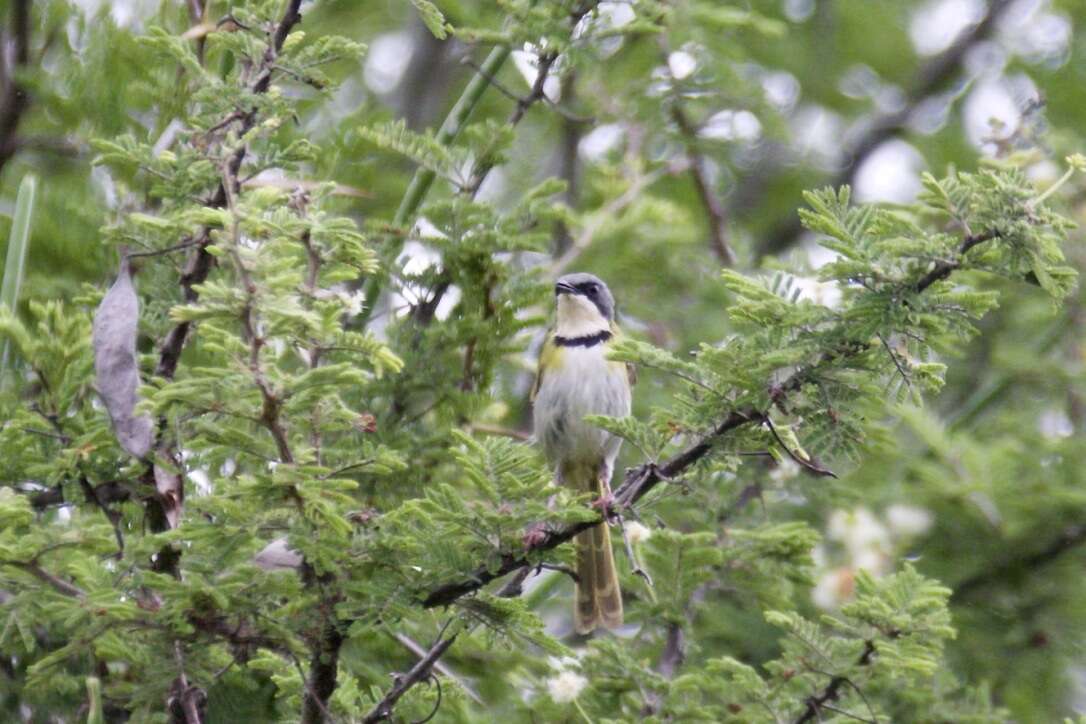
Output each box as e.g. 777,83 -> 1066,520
555,281 -> 577,296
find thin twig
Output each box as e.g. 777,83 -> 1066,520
125,240 -> 201,260
361,630 -> 459,724
536,562 -> 580,583
466,423 -> 531,441
320,459 -> 374,479
285,648 -> 339,724
876,333 -> 911,392
670,102 -> 736,266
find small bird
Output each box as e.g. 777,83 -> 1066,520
532,272 -> 634,634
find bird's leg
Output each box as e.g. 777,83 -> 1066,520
594,460 -> 653,589
590,462 -> 617,522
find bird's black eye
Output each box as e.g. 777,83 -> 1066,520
586,283 -> 597,296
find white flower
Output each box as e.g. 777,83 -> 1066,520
667,50 -> 697,80
625,521 -> 652,545
810,543 -> 828,568
811,567 -> 855,610
338,289 -> 366,317
828,508 -> 890,555
547,670 -> 587,703
886,504 -> 934,538
852,547 -> 889,575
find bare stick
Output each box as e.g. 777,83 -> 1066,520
361,630 -> 459,724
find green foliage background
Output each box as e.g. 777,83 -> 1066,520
1,0 -> 1085,721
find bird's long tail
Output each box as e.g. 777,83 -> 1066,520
564,462 -> 623,634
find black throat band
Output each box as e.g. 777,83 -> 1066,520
554,329 -> 613,348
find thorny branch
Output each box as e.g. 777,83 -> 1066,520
156,0 -> 305,381
144,0 -> 306,561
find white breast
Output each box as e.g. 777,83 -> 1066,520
533,344 -> 631,468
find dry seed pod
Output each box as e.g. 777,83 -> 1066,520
93,258 -> 153,458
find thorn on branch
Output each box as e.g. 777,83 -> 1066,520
536,562 -> 580,584
410,674 -> 442,724
762,415 -> 838,479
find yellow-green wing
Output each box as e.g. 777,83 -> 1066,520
609,321 -> 636,387
531,330 -> 558,402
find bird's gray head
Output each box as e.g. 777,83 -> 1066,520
555,273 -> 614,320
554,273 -> 614,337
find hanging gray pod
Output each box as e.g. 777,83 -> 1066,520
92,257 -> 153,458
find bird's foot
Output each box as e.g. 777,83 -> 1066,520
522,523 -> 550,550
590,492 -> 617,522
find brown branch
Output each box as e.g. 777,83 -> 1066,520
421,408 -> 758,608
301,622 -> 344,724
169,641 -> 206,724
0,0 -> 32,174
657,622 -> 685,679
30,480 -> 131,510
671,103 -> 736,266
952,523 -> 1086,600
461,49 -> 558,197
394,633 -> 483,705
755,0 -> 1015,260
5,560 -> 85,598
146,0 -> 306,579
914,230 -> 1000,293
155,0 -> 304,381
360,630 -> 458,724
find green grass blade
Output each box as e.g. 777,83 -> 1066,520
1,174 -> 38,378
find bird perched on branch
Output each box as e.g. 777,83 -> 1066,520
532,272 -> 634,634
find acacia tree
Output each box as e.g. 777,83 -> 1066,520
2,1 -> 1085,722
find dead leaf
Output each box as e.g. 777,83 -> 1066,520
93,258 -> 153,458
